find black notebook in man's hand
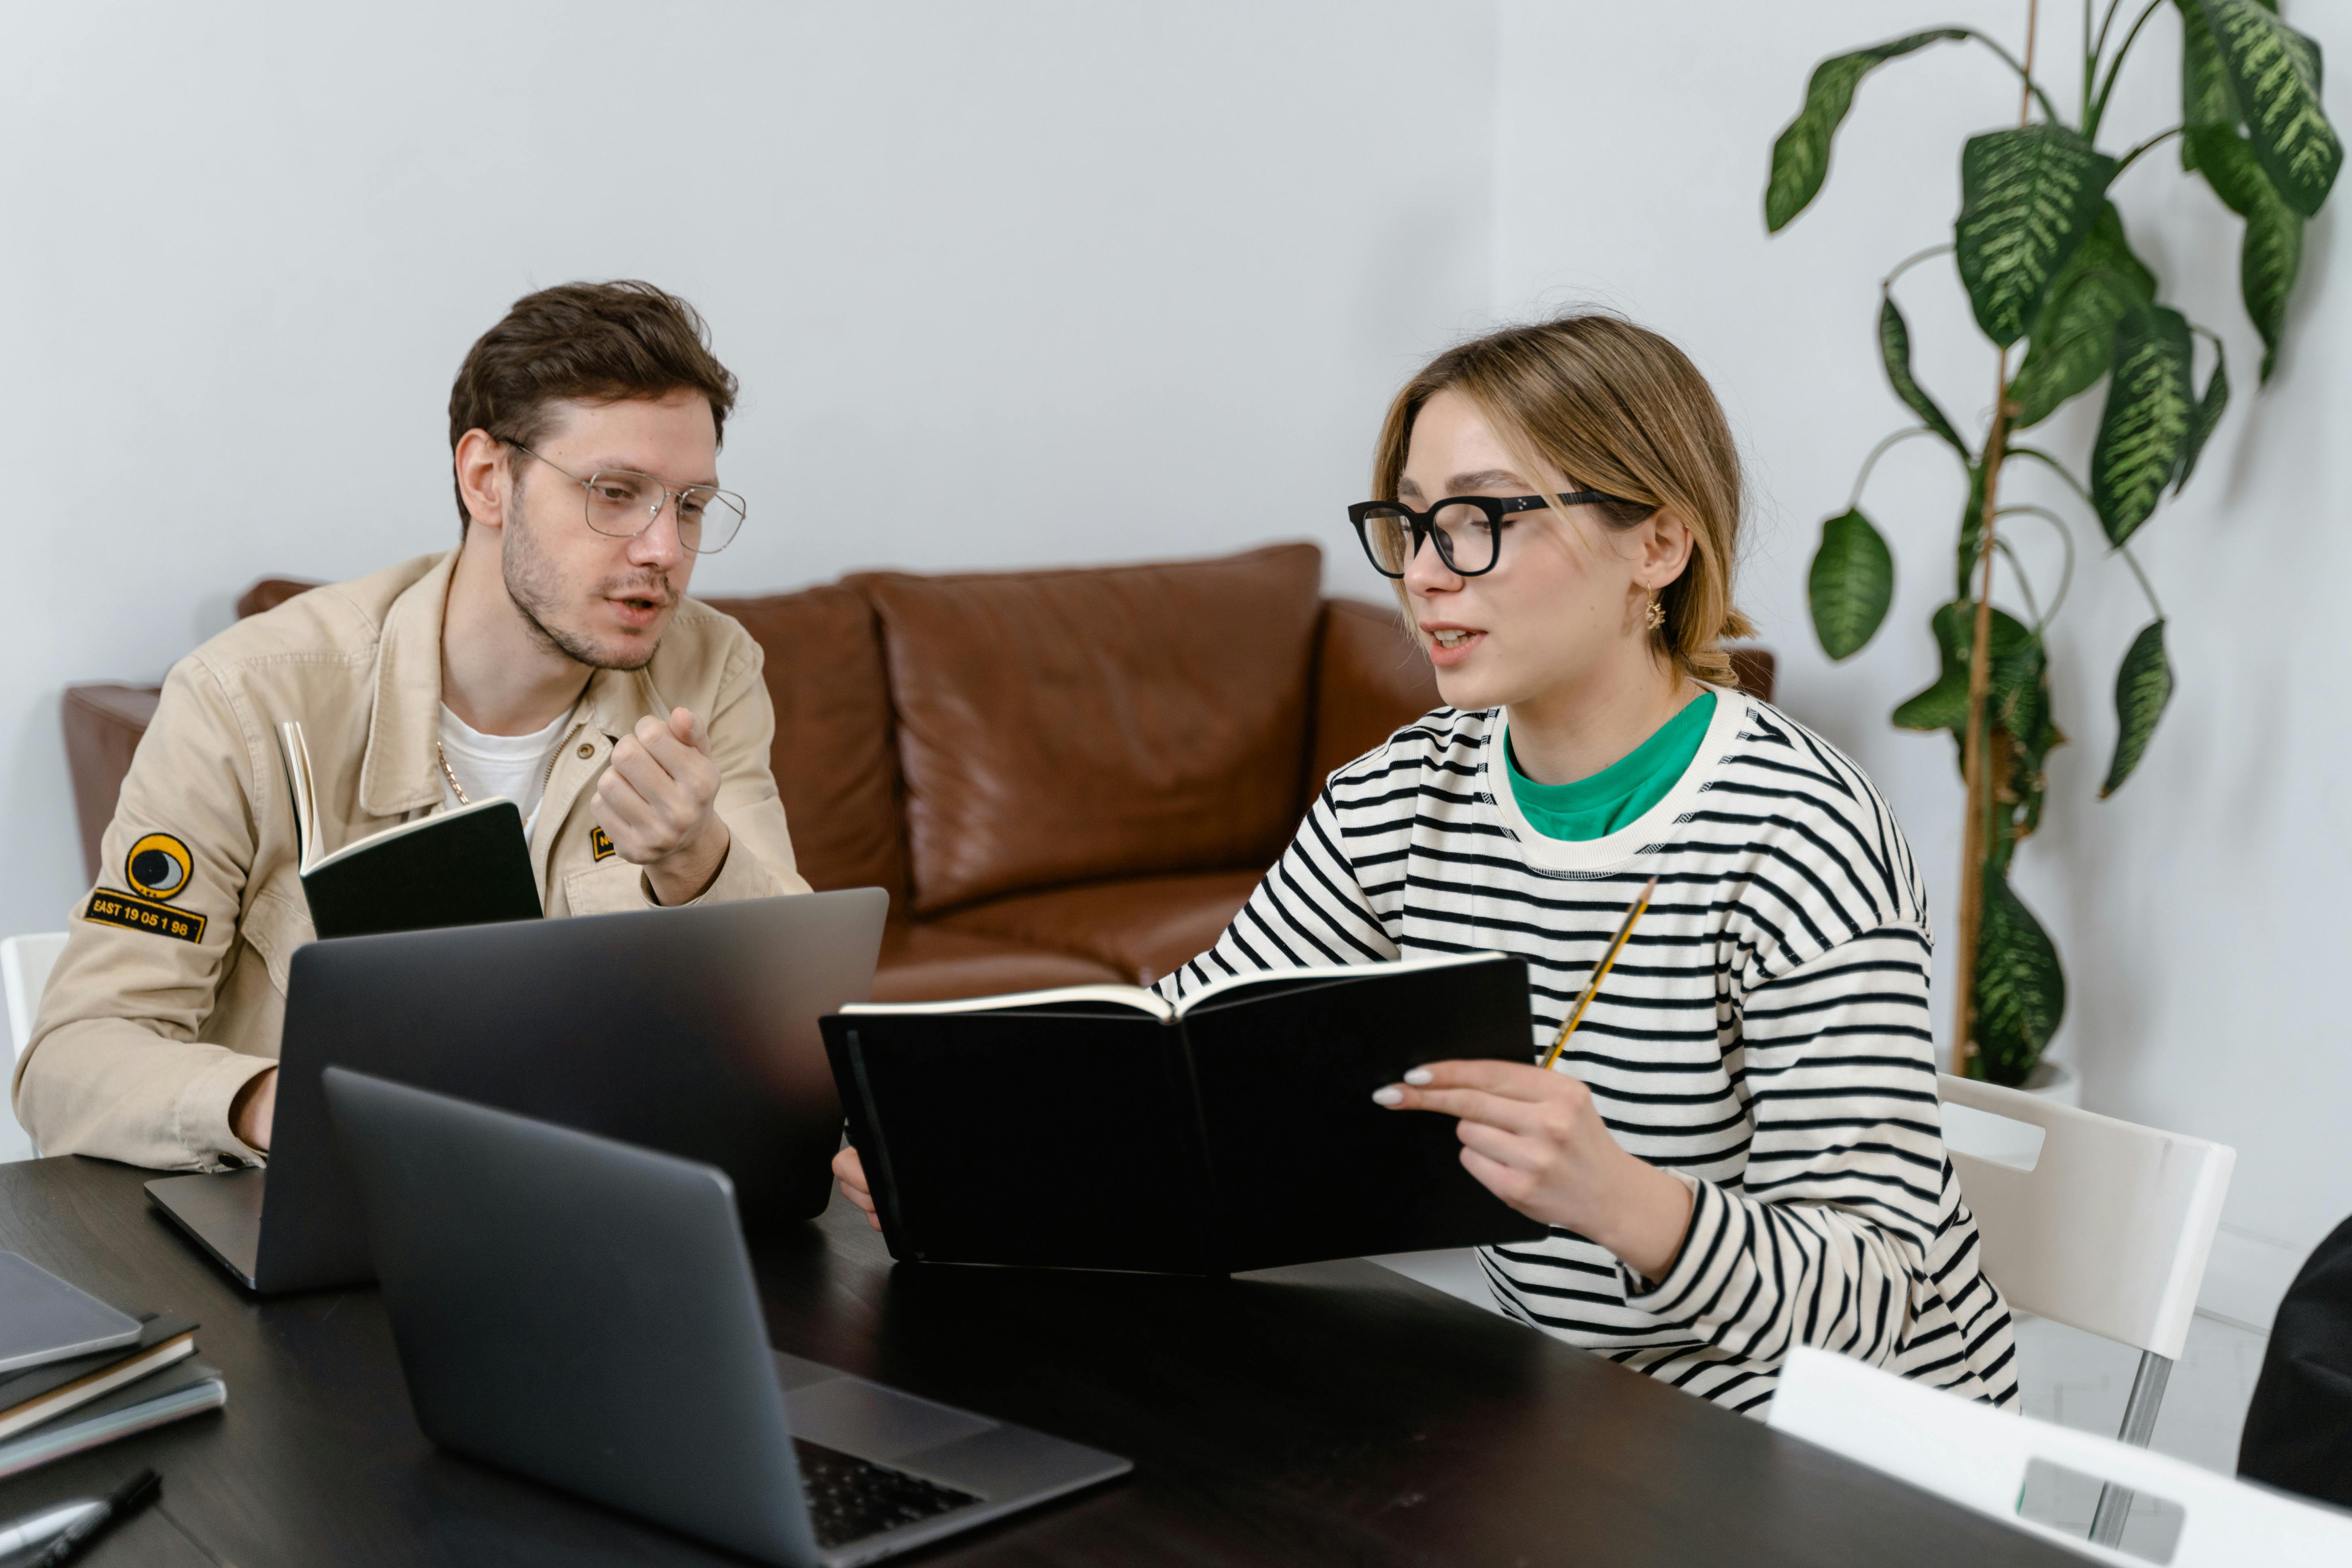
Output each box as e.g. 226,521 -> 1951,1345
822,952 -> 1549,1275
278,720 -> 543,940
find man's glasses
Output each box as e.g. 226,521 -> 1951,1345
510,444 -> 748,555
1347,491 -> 1642,578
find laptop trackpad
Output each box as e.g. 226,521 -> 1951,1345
782,1372 -> 996,1462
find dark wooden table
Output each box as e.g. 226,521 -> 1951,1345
0,1155 -> 2076,1567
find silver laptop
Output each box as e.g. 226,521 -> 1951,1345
146,888 -> 888,1294
322,1066 -> 1129,1566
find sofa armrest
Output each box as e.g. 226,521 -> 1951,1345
1306,599 -> 1441,791
64,684 -> 162,886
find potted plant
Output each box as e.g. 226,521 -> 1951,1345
1764,0 -> 2338,1087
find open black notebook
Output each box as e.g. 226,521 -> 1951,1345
822,952 -> 1549,1275
277,720 -> 542,941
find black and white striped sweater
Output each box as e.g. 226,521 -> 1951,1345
1158,693 -> 2019,1415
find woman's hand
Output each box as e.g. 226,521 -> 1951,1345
1376,1059 -> 1694,1283
832,1144 -> 880,1231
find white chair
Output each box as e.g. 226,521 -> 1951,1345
1772,1345 -> 2352,1564
2,932 -> 67,1161
1938,1073 -> 2235,1546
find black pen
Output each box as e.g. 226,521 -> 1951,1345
28,1467 -> 158,1567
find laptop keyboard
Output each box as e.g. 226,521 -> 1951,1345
794,1436 -> 981,1547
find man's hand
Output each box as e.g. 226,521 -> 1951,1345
231,1066 -> 278,1153
596,706 -> 730,905
1375,1059 -> 1694,1283
833,1144 -> 880,1231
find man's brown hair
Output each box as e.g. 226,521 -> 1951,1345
447,280 -> 739,532
1370,312 -> 1755,687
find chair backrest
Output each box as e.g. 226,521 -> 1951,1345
2,933 -> 68,1062
1939,1074 -> 2232,1362
1771,1346 -> 2352,1564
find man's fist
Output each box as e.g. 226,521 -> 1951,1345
596,705 -> 730,905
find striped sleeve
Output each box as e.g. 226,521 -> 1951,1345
1158,787 -> 1397,1001
1619,925 -> 1949,1372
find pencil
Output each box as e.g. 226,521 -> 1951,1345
1538,876 -> 1657,1071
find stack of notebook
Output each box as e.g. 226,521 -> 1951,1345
0,1260 -> 223,1479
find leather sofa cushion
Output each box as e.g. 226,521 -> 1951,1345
871,921 -> 1124,1004
1309,598 -> 1441,790
1728,646 -> 1776,705
861,542 -> 1324,915
936,868 -> 1262,987
703,585 -> 905,903
236,577 -> 322,619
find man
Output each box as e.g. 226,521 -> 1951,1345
16,280 -> 810,1170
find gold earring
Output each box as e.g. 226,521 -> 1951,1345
1645,594 -> 1666,631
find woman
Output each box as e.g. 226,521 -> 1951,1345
839,314 -> 2016,1415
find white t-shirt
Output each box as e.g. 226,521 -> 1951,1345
436,704 -> 572,836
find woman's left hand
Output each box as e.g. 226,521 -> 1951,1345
1376,1059 -> 1695,1283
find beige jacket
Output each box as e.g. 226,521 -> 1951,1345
17,550 -> 812,1171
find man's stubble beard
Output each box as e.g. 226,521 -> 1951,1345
500,475 -> 676,673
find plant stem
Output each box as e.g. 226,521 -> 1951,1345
2091,0 -> 2126,72
2007,444 -> 2095,510
2118,540 -> 2166,619
1992,538 -> 2044,625
1883,242 -> 1957,289
1954,0 -> 2040,1078
2088,0 -> 2164,137
2112,124 -> 2183,177
1994,504 -> 2079,623
1958,27 -> 2064,123
2084,0 -> 2106,123
2020,0 -> 2042,123
1954,363 -> 2014,1075
1846,426 -> 1939,510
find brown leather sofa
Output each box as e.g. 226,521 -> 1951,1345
63,542 -> 1773,1002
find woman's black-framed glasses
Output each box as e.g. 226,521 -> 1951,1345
1347,491 -> 1639,579
510,444 -> 748,555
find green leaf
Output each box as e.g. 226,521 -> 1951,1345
1895,601 -> 2061,881
1892,600 -> 2035,735
1955,461 -> 1988,597
1893,603 -> 1972,733
2242,195 -> 2303,382
1766,30 -> 1970,231
1809,508 -> 1896,660
1878,295 -> 1967,453
2101,618 -> 2175,796
2178,0 -> 2239,171
2176,344 -> 2230,492
2090,305 -> 2194,546
2189,125 -> 2306,380
1972,862 -> 2065,1086
2006,200 -> 2157,428
2194,0 -> 2339,218
2195,120 -> 2278,213
1955,125 -> 2117,348
1999,646 -> 2063,848
1993,634 -> 2052,766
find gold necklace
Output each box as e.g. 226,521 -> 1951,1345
435,743 -> 470,806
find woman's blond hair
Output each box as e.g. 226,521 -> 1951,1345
1372,312 -> 1755,687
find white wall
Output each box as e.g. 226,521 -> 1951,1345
6,1 -> 1497,939
1496,0 -> 2352,1274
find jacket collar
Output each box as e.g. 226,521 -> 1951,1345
583,662 -> 672,749
359,546 -> 676,818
